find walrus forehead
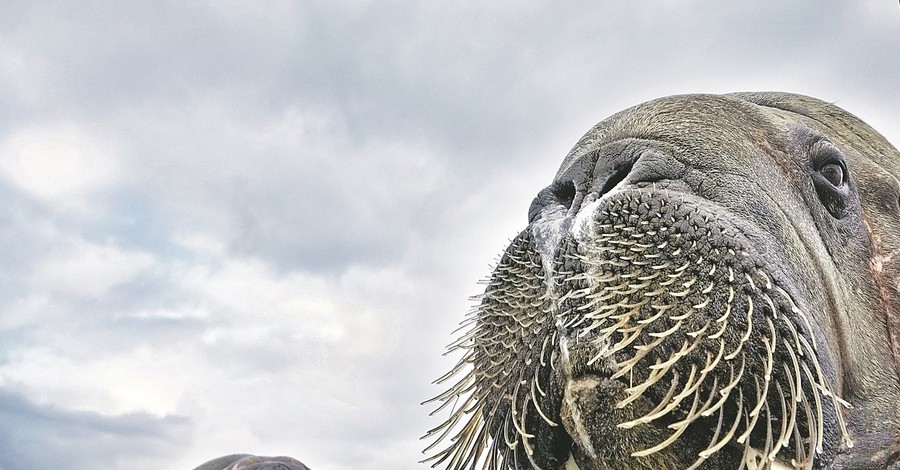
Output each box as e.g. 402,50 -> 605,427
553,93 -> 784,181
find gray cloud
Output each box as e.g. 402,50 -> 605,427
0,387 -> 189,470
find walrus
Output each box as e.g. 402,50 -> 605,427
192,454 -> 311,470
425,92 -> 900,469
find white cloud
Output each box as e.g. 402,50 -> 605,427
29,238 -> 157,299
0,123 -> 121,213
0,346 -> 184,417
0,43 -> 51,105
0,295 -> 51,330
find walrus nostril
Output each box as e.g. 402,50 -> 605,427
528,179 -> 577,223
551,180 -> 576,208
599,160 -> 635,195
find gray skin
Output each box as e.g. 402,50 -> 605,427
425,93 -> 900,470
192,454 -> 310,470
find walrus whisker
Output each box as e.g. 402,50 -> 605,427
756,269 -> 774,290
636,304 -> 668,324
632,386 -> 703,457
425,407 -> 481,468
605,333 -> 665,374
798,334 -> 832,400
714,355 -> 747,418
781,363 -> 802,451
625,336 -> 683,373
750,338 -> 772,416
617,359 -> 669,411
830,393 -> 854,449
709,304 -> 732,339
508,381 -> 532,442
685,395 -> 724,470
738,424 -> 753,470
427,373 -> 467,403
714,286 -> 736,327
800,361 -> 825,455
513,401 -> 536,460
530,377 -> 556,427
737,375 -> 765,444
799,391 -> 816,467
765,401 -> 777,463
648,319 -> 683,338
633,364 -> 698,423
671,374 -> 719,430
764,317 -> 777,381
618,368 -> 682,428
772,382 -> 790,458
450,418 -> 486,470
790,416 -> 805,468
763,293 -> 780,321
745,273 -> 758,292
701,338 -> 726,375
699,388 -> 745,458
774,286 -> 817,352
779,312 -> 804,359
722,297 -> 753,360
501,411 -> 518,449
782,340 -> 803,405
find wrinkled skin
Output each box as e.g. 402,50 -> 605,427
192,454 -> 310,470
426,93 -> 900,470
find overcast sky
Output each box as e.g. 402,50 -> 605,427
0,2 -> 898,469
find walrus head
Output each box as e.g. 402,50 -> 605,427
192,454 -> 311,470
425,93 -> 900,469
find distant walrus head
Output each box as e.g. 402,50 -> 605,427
192,454 -> 311,470
425,93 -> 900,469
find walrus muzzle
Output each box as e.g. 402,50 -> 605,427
424,92 -> 900,470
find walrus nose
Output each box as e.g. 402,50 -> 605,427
529,161 -> 635,224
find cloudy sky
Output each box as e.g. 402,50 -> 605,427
0,2 -> 898,469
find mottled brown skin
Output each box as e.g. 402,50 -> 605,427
426,93 -> 900,470
192,454 -> 310,470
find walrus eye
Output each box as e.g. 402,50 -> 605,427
809,140 -> 851,218
819,162 -> 845,187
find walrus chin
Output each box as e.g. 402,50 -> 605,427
424,92 -> 900,470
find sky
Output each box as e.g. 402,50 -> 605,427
0,2 -> 898,469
